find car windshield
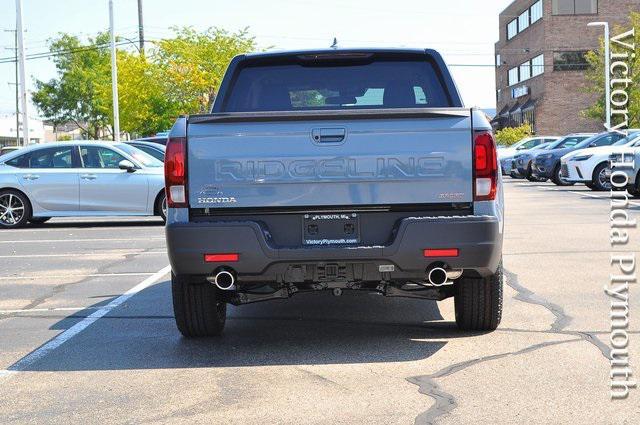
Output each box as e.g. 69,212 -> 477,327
548,136 -> 589,149
611,131 -> 640,146
116,144 -> 163,168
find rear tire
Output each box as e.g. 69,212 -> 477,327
171,273 -> 226,337
454,261 -> 503,331
155,191 -> 167,223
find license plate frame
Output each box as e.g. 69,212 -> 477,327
302,213 -> 360,245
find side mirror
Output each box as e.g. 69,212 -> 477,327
118,159 -> 136,172
589,142 -> 597,147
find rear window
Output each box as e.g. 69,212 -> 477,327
222,59 -> 452,112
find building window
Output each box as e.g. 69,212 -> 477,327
497,89 -> 502,103
531,54 -> 544,76
519,62 -> 531,81
553,51 -> 590,71
518,10 -> 530,32
552,0 -> 597,15
530,0 -> 543,23
507,19 -> 518,39
496,54 -> 502,67
508,67 -> 519,86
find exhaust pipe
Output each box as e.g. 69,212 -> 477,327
208,268 -> 236,290
427,267 -> 448,286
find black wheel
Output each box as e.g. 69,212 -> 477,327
454,261 -> 503,331
155,191 -> 167,222
525,163 -> 536,181
0,189 -> 31,229
551,164 -> 574,186
171,273 -> 226,337
28,217 -> 51,224
591,162 -> 610,191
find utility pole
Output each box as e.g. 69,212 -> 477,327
137,0 -> 144,54
588,22 -> 611,131
109,0 -> 120,142
4,29 -> 19,145
16,0 -> 29,146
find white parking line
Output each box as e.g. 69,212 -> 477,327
0,306 -> 101,314
0,272 -> 156,281
2,265 -> 171,375
0,238 -> 165,244
0,251 -> 166,259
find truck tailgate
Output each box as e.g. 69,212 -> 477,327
187,109 -> 473,209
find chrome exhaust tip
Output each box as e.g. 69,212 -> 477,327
208,269 -> 236,290
427,267 -> 448,286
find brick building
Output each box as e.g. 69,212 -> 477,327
493,0 -> 639,135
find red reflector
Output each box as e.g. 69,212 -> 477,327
423,248 -> 459,257
204,253 -> 239,263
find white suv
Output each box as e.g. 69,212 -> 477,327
561,130 -> 640,191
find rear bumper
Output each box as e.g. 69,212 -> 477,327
166,215 -> 503,281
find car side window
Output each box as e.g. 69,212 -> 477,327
593,135 -> 616,147
132,145 -> 163,161
80,146 -> 127,169
4,154 -> 29,168
27,147 -> 74,169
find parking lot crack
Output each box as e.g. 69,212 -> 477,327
407,338 -> 580,425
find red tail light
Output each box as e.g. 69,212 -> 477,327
473,131 -> 497,201
165,136 -> 188,208
423,248 -> 459,257
204,253 -> 239,263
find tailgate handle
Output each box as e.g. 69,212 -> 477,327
311,128 -> 346,144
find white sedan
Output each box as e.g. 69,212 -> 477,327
561,130 -> 640,191
0,141 -> 166,228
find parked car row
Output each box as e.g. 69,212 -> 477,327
0,139 -> 167,228
498,130 -> 640,194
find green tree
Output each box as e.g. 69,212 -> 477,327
32,33 -> 112,139
583,12 -> 640,128
495,123 -> 533,146
155,27 -> 257,113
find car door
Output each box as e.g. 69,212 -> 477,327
15,145 -> 80,212
78,145 -> 149,213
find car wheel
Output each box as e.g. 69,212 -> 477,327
585,182 -> 595,189
156,191 -> 167,222
171,273 -> 227,337
0,190 -> 31,229
591,163 -> 611,191
525,164 -> 536,181
551,164 -> 574,186
454,261 -> 503,331
28,217 -> 51,224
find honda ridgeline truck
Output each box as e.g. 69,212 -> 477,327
165,48 -> 504,337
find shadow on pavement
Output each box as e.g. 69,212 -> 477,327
11,280 -> 477,371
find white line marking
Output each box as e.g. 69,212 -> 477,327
0,237 -> 165,244
568,191 -> 604,199
0,251 -> 166,259
5,265 -> 171,373
0,272 -> 155,281
0,306 -> 99,314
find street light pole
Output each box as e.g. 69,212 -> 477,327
109,0 -> 120,142
137,0 -> 144,55
16,0 -> 29,146
588,22 -> 611,131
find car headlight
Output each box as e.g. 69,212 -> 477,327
572,154 -> 593,161
609,153 -> 635,163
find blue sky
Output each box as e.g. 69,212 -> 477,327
0,0 -> 514,116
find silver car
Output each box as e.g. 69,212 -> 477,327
0,141 -> 166,228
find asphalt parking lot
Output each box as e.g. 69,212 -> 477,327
0,179 -> 639,424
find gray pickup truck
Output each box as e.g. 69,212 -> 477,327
165,48 -> 504,337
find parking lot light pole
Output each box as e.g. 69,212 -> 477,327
587,22 -> 611,130
109,0 -> 120,142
